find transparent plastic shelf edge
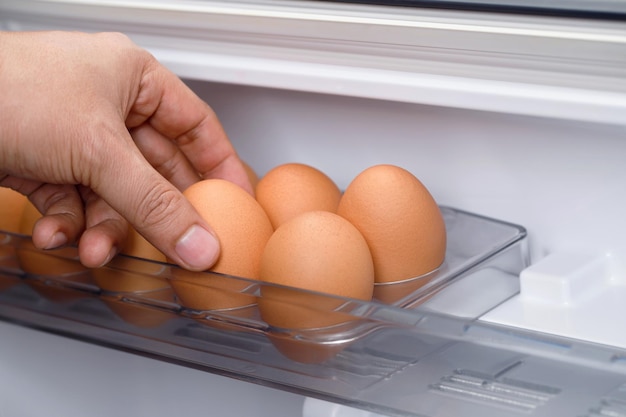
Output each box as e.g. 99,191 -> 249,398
6,208 -> 624,416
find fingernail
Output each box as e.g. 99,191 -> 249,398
98,246 -> 118,268
43,231 -> 68,250
175,225 -> 220,270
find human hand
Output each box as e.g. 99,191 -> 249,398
0,31 -> 253,271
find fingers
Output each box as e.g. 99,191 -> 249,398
127,60 -> 253,195
0,176 -> 128,268
130,123 -> 200,192
1,33 -> 247,272
77,186 -> 129,268
1,178 -> 84,248
89,132 -> 221,271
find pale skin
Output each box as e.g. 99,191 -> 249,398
0,31 -> 253,271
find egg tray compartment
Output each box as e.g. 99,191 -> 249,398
0,207 -> 536,415
0,206 -> 529,359
375,206 -> 528,309
5,217 -> 626,417
0,206 -> 528,315
0,206 -> 528,323
4,277 -> 626,417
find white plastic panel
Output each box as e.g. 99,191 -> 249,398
303,397 -> 387,417
187,80 -> 626,265
483,249 -> 626,349
1,0 -> 625,124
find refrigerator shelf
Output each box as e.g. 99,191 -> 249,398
1,207 -> 625,416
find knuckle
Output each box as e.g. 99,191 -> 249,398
97,31 -> 132,46
136,184 -> 181,230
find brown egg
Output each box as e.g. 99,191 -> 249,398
93,228 -> 175,328
18,199 -> 41,236
0,188 -> 24,285
0,188 -> 27,280
25,278 -> 92,304
0,187 -> 27,233
191,304 -> 257,332
16,200 -> 91,302
259,211 -> 374,330
102,297 -> 176,328
337,164 -> 446,284
373,271 -> 436,304
172,179 -> 274,310
17,200 -> 87,277
256,163 -> 341,229
93,227 -> 171,294
122,227 -> 167,263
0,273 -> 20,292
267,331 -> 348,364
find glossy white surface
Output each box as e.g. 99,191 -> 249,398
483,250 -> 626,349
1,0 -> 625,124
191,80 -> 626,264
303,397 -> 387,417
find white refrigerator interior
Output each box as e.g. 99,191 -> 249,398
1,1 -> 625,416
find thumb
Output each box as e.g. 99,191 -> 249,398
91,139 -> 219,271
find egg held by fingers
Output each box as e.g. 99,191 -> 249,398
172,179 -> 274,311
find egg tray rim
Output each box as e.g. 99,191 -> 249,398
0,206 -> 528,337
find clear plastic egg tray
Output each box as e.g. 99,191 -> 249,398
0,206 -> 528,318
10,207 -> 624,417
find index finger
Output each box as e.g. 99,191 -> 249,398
126,59 -> 253,195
